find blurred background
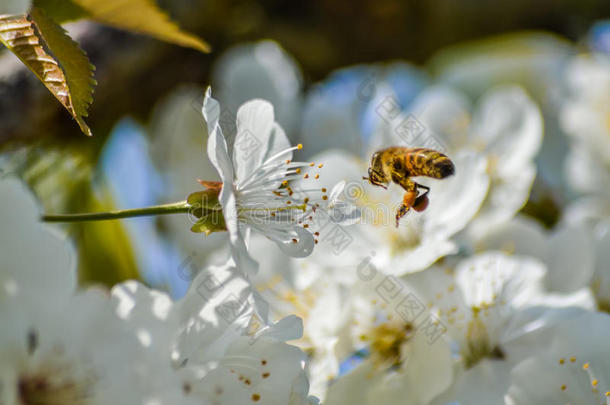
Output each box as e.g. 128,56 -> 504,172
1,0 -> 609,295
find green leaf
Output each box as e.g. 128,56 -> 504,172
0,8 -> 95,136
70,183 -> 140,286
70,0 -> 210,52
32,0 -> 87,22
190,211 -> 226,235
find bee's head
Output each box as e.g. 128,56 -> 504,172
364,153 -> 389,188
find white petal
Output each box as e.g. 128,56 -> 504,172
255,315 -> 303,342
471,85 -> 543,173
467,161 -> 536,239
400,332 -> 454,404
593,222 -> 610,305
276,226 -> 315,258
424,149 -> 490,239
565,142 -> 610,196
204,88 -> 234,186
0,177 -> 76,301
455,252 -> 546,309
174,259 -> 254,365
562,196 -> 610,226
234,100 -> 291,183
218,336 -> 308,405
377,239 -> 458,276
328,201 -> 362,226
212,40 -> 303,135
547,224 -> 595,293
439,359 -> 512,405
473,215 -> 547,260
329,181 -> 346,202
410,85 -> 472,148
204,88 -> 259,276
506,312 -> 610,405
324,361 -> 383,405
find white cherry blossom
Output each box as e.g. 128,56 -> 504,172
406,84 -> 543,239
506,312 -> 610,405
306,145 -> 488,275
111,258 -> 318,405
478,214 -> 610,312
404,252 -> 594,404
322,271 -> 453,405
0,178 -> 188,404
203,88 -> 359,275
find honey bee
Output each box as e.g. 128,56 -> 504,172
363,147 -> 455,227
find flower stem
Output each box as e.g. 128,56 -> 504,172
41,201 -> 191,223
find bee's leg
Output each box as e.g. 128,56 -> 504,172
396,190 -> 417,227
363,178 -> 387,189
415,183 -> 430,194
394,177 -> 417,227
413,182 -> 430,212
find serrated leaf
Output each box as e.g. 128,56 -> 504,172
0,8 -> 95,136
32,0 -> 87,22
70,0 -> 210,52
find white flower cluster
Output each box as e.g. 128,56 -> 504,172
4,29 -> 610,405
0,178 -> 318,405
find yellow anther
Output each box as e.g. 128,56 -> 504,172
297,144 -> 303,150
583,363 -> 590,370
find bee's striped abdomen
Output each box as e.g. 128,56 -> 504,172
403,148 -> 455,179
